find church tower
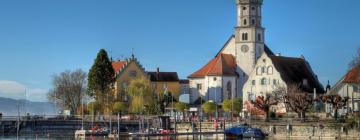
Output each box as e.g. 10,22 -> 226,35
235,0 -> 265,94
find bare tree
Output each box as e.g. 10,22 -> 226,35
318,94 -> 349,120
284,84 -> 314,121
349,46 -> 360,69
249,88 -> 286,122
48,69 -> 87,115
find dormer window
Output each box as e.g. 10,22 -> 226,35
302,79 -> 308,86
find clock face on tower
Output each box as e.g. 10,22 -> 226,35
241,45 -> 249,53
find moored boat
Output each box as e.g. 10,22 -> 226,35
224,124 -> 267,139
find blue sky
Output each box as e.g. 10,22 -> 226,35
0,0 -> 359,102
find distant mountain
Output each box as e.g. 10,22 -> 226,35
0,97 -> 56,116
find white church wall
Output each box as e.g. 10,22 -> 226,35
206,76 -> 223,104
189,78 -> 205,103
243,54 -> 287,110
222,76 -> 237,100
220,37 -> 236,56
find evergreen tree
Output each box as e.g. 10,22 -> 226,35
88,49 -> 115,114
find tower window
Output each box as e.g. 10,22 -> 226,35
242,33 -> 248,41
258,33 -> 261,41
243,19 -> 247,25
251,19 -> 255,25
252,7 -> 255,10
243,7 -> 247,10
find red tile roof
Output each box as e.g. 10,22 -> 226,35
343,65 -> 360,83
112,61 -> 127,72
188,53 -> 237,78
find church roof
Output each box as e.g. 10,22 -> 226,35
147,72 -> 179,82
188,53 -> 237,78
343,65 -> 360,83
269,55 -> 325,93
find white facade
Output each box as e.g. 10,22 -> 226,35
189,76 -> 237,104
329,83 -> 360,113
189,0 -> 267,104
243,53 -> 287,113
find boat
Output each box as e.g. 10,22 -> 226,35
75,128 -> 109,139
224,124 -> 267,139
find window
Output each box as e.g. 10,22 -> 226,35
248,92 -> 254,101
243,7 -> 247,10
302,79 -> 308,86
242,33 -> 248,41
129,70 -> 137,78
243,19 -> 247,25
251,7 -> 255,10
197,84 -> 202,90
261,67 -> 266,73
353,85 -> 359,92
252,80 -> 256,85
258,33 -> 261,41
251,19 -> 255,25
261,78 -> 266,85
227,81 -> 232,99
213,77 -> 217,81
267,66 -> 273,75
256,67 -> 261,75
273,79 -> 277,85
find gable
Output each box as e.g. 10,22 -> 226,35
217,35 -> 236,56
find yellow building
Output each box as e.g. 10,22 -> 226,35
112,55 -> 148,101
147,68 -> 180,98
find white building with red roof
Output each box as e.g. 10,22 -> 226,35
329,65 -> 360,113
188,0 -> 324,107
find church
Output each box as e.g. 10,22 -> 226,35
188,0 -> 324,106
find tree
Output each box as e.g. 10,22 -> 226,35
202,101 -> 216,120
88,49 -> 115,114
47,69 -> 87,115
319,94 -> 349,120
87,101 -> 102,115
222,98 -> 243,121
349,46 -> 360,69
175,102 -> 188,121
127,78 -> 154,114
251,94 -> 279,122
284,84 -> 314,121
112,102 -> 127,119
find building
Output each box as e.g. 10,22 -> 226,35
188,54 -> 238,104
147,68 -> 180,98
112,55 -> 148,101
243,53 -> 325,113
188,0 -> 324,106
328,65 -> 360,114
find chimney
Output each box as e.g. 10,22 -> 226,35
156,67 -> 160,80
276,53 -> 281,56
300,54 -> 305,60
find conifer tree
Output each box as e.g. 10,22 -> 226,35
88,49 -> 115,114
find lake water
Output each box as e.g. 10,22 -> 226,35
0,134 -> 264,140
